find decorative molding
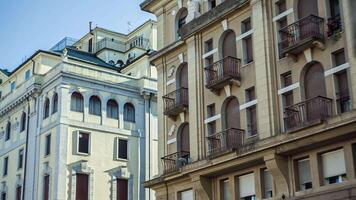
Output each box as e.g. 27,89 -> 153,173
224,85 -> 231,97
168,124 -> 176,136
168,66 -> 175,78
166,78 -> 176,86
167,138 -> 177,144
324,63 -> 350,76
273,8 -> 293,22
221,19 -> 228,31
178,53 -> 184,64
278,82 -> 300,95
177,0 -> 183,9
202,49 -> 217,59
236,29 -> 254,41
303,48 -> 312,63
240,99 -> 258,110
204,114 -> 221,124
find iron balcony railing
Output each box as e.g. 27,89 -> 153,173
206,128 -> 256,157
327,14 -> 342,37
162,87 -> 188,116
284,96 -> 332,131
279,15 -> 324,55
204,56 -> 241,90
161,151 -> 190,174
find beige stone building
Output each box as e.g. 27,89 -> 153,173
141,0 -> 356,199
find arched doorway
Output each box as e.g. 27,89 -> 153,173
177,123 -> 190,162
223,97 -> 240,129
220,30 -> 237,59
177,63 -> 188,89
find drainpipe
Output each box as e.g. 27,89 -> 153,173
148,93 -> 152,200
165,182 -> 169,200
31,59 -> 37,75
22,97 -> 32,200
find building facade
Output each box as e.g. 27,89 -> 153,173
141,0 -> 356,199
0,20 -> 158,200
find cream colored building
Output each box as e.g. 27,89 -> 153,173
141,0 -> 356,199
0,20 -> 158,200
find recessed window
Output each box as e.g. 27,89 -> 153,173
207,104 -> 216,135
262,169 -> 273,198
20,112 -> 26,132
89,96 -> 101,116
242,35 -> 253,64
45,134 -> 51,156
1,192 -> 6,200
246,106 -> 257,136
16,185 -> 22,200
332,49 -> 346,67
43,175 -> 50,200
241,18 -> 252,34
3,156 -> 8,177
178,189 -> 193,200
245,87 -> 256,102
117,139 -> 128,160
18,149 -> 24,169
10,81 -> 16,92
296,158 -> 312,191
281,71 -> 292,87
322,149 -> 347,185
43,98 -> 50,119
276,0 -> 286,15
277,17 -> 288,59
220,179 -> 231,200
78,132 -> 90,154
208,0 -> 216,10
205,39 -> 213,53
107,99 -> 119,119
124,103 -> 135,123
25,70 -> 31,81
5,122 -> 11,141
238,173 -> 256,200
70,92 -> 84,112
117,179 -> 128,200
52,93 -> 58,114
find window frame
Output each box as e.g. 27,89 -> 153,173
77,131 -> 91,155
123,103 -> 135,123
107,99 -> 119,119
52,93 -> 58,114
43,98 -> 50,119
45,134 -> 51,156
89,96 -> 102,116
70,92 -> 84,113
117,138 -> 129,160
5,122 -> 11,141
18,149 -> 24,170
3,156 -> 8,177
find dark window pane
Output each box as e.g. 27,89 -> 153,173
333,49 -> 346,67
118,139 -> 128,159
45,135 -> 51,156
1,192 -> 6,200
43,98 -> 50,119
5,122 -> 11,141
52,93 -> 58,114
246,87 -> 256,102
117,179 -> 128,200
242,18 -> 252,33
78,133 -> 89,154
76,174 -> 89,200
89,96 -> 101,116
20,112 -> 26,132
16,186 -> 21,200
71,92 -> 84,112
276,0 -> 286,14
124,103 -> 135,123
3,157 -> 8,176
18,149 -> 24,169
43,175 -> 49,200
107,100 -> 119,119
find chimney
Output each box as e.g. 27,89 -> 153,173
89,21 -> 93,32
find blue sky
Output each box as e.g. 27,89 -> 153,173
0,0 -> 155,71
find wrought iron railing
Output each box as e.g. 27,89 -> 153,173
162,87 -> 188,116
284,96 -> 332,131
327,14 -> 342,37
279,15 -> 324,53
161,151 -> 190,174
207,128 -> 255,157
204,56 -> 241,89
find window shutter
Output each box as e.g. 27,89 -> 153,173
298,159 -> 311,184
180,190 -> 193,200
222,180 -> 231,200
239,173 -> 255,198
263,170 -> 273,194
322,149 -> 346,178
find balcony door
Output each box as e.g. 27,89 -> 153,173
223,97 -> 240,149
177,123 -> 190,163
298,0 -> 319,40
177,63 -> 188,89
304,62 -> 326,121
222,30 -> 237,58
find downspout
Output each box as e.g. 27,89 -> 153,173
148,93 -> 152,200
165,182 -> 169,200
22,97 -> 32,200
31,59 -> 37,75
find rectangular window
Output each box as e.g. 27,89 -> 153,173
335,70 -> 351,113
118,139 -> 128,160
204,39 -> 213,53
245,87 -> 256,102
18,149 -> 24,169
16,186 -> 21,200
243,36 -> 253,64
246,106 -> 257,136
282,91 -> 294,108
207,104 -> 216,135
76,174 -> 89,200
117,179 -> 128,200
277,17 -> 288,58
297,158 -> 312,191
3,156 -> 8,177
281,71 -> 292,87
208,0 -> 216,10
332,49 -> 346,67
45,134 -> 51,156
220,179 -> 231,200
25,70 -> 31,81
276,0 -> 286,14
205,56 -> 214,68
238,173 -> 256,200
88,38 -> 93,53
322,149 -> 347,185
178,189 -> 193,200
241,18 -> 252,34
262,169 -> 273,198
43,175 -> 50,200
1,192 -> 6,200
10,81 -> 16,92
78,132 -> 90,154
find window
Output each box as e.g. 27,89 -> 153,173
277,17 -> 288,58
45,134 -> 51,156
241,18 -> 252,34
107,99 -> 119,119
246,106 -> 257,136
88,38 -> 93,53
16,185 -> 21,200
20,112 -> 26,132
43,175 -> 50,200
281,71 -> 292,87
89,96 -> 101,116
207,104 -> 216,135
76,174 -> 89,200
281,72 -> 294,108
262,169 -> 273,198
25,70 -> 31,81
117,179 -> 128,200
78,132 -> 90,154
335,70 -> 351,113
52,93 -> 58,114
43,98 -> 50,119
18,149 -> 24,169
297,158 -> 312,191
208,0 -> 216,10
245,87 -> 256,102
243,35 -> 253,64
117,139 -> 128,160
10,81 -> 16,92
204,39 -> 213,53
5,122 -> 11,141
177,9 -> 188,29
70,92 -> 84,112
220,179 -> 231,200
124,103 -> 135,123
178,189 -> 193,200
238,173 -> 256,200
276,0 -> 286,14
282,91 -> 294,108
332,49 -> 346,67
3,157 -> 8,177
322,149 -> 347,185
1,192 -> 6,200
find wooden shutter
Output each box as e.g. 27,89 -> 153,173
225,98 -> 240,129
43,175 -> 49,200
76,174 -> 89,200
117,179 -> 128,200
222,31 -> 237,58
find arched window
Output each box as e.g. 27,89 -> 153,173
124,103 -> 135,123
20,112 -> 26,132
176,8 -> 188,39
5,122 -> 11,141
107,99 -> 119,119
177,123 -> 190,154
176,63 -> 188,89
89,96 -> 101,116
43,98 -> 50,119
220,30 -> 237,59
222,97 -> 240,130
52,93 -> 58,114
71,92 -> 84,112
303,62 -> 326,100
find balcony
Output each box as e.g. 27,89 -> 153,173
163,87 -> 188,117
206,128 -> 256,158
161,151 -> 190,174
284,96 -> 332,132
204,56 -> 241,91
279,15 -> 325,56
327,14 -> 342,37
96,38 -> 126,52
